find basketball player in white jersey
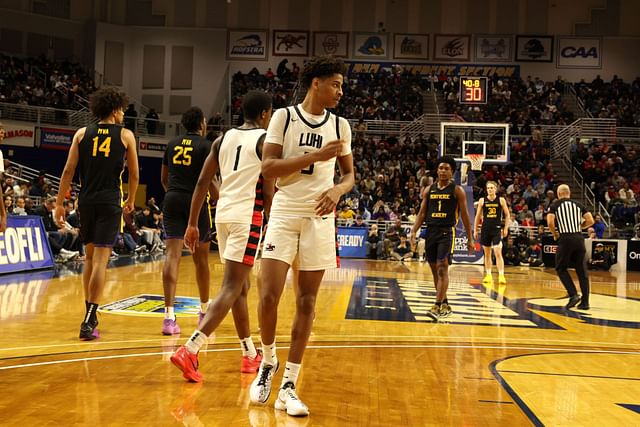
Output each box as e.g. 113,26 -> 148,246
249,56 -> 355,417
170,91 -> 274,382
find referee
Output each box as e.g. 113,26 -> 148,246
547,184 -> 594,310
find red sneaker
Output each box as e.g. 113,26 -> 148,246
170,346 -> 203,382
241,349 -> 263,373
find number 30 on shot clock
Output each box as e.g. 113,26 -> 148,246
459,76 -> 488,104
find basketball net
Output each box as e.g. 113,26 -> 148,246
464,154 -> 485,171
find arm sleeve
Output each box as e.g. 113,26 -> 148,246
264,108 -> 288,146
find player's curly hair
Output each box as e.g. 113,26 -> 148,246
300,55 -> 347,89
181,107 -> 205,132
438,156 -> 457,172
89,87 -> 128,120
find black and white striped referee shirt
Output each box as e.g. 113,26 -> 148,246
549,199 -> 589,234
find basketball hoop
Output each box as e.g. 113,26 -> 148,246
464,154 -> 485,171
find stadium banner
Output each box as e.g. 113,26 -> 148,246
138,136 -> 169,158
1,120 -> 35,147
556,36 -> 602,69
345,61 -> 519,77
36,126 -> 75,150
627,240 -> 640,271
0,216 -> 54,275
337,226 -> 367,258
452,187 -> 483,264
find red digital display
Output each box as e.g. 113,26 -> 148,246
459,77 -> 488,104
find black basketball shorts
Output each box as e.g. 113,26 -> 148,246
162,191 -> 211,241
79,203 -> 123,247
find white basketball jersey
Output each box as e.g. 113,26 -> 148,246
265,105 -> 352,218
215,128 -> 265,224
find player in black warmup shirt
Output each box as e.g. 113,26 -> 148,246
55,87 -> 139,340
410,156 -> 474,320
160,107 -> 216,335
547,184 -> 594,310
473,181 -> 510,285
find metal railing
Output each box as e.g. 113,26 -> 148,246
550,118 -> 617,159
564,84 -> 590,119
396,113 -> 457,138
559,153 -> 612,230
0,101 -> 94,127
7,160 -> 62,194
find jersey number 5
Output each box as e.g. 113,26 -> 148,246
301,152 -> 314,175
172,146 -> 193,166
92,136 -> 111,157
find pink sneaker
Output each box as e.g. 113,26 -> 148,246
241,350 -> 263,373
162,318 -> 181,335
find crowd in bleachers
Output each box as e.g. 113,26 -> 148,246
571,139 -> 640,228
575,75 -> 640,127
1,164 -> 168,262
230,62 -> 425,124
442,74 -> 575,129
0,53 -> 97,110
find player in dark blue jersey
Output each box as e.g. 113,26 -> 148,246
55,87 -> 139,340
160,106 -> 216,336
410,156 -> 474,320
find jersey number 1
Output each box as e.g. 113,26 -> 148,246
92,136 -> 111,158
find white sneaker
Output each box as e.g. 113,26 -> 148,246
249,361 -> 279,403
59,248 -> 79,262
274,383 -> 309,417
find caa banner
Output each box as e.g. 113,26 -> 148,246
346,61 -> 519,78
337,226 -> 367,258
557,37 -> 602,69
37,126 -> 75,150
0,216 -> 54,275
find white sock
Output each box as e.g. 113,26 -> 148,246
240,337 -> 257,359
281,361 -> 301,388
262,341 -> 277,366
185,330 -> 208,354
164,306 -> 175,320
200,301 -> 209,313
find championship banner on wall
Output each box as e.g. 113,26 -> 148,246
337,226 -> 367,258
345,61 -> 519,78
1,120 -> 35,147
37,126 -> 75,150
138,136 -> 169,158
0,216 -> 54,275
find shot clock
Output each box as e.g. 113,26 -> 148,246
459,76 -> 488,104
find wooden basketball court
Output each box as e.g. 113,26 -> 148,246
1,255 -> 639,426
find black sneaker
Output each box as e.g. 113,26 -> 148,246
565,294 -> 581,309
79,320 -> 99,341
577,303 -> 590,310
